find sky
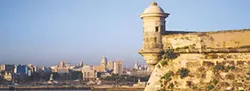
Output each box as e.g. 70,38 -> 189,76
0,0 -> 249,67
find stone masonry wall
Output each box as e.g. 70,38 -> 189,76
162,29 -> 250,50
145,53 -> 250,91
144,30 -> 250,91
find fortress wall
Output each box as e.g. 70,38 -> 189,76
162,34 -> 202,50
145,53 -> 250,91
145,30 -> 250,91
200,30 -> 250,48
162,30 -> 250,50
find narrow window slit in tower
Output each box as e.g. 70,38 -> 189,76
155,26 -> 159,32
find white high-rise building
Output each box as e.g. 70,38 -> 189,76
134,61 -> 139,70
107,61 -> 114,70
113,60 -> 123,75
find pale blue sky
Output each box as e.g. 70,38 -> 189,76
0,0 -> 249,67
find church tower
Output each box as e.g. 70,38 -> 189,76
138,2 -> 169,71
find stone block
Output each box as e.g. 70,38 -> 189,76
219,82 -> 230,87
225,73 -> 235,80
187,61 -> 201,68
237,61 -> 245,65
216,61 -> 226,65
202,61 -> 214,67
225,61 -> 235,65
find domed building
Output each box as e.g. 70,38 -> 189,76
93,56 -> 108,72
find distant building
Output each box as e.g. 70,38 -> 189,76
27,64 -> 37,76
93,56 -> 108,72
101,56 -> 107,67
0,74 -> 3,81
0,64 -> 15,73
93,66 -> 106,72
41,66 -> 51,73
100,72 -> 111,78
113,60 -> 123,75
140,65 -> 148,70
50,66 -> 58,72
15,65 -> 28,74
27,64 -> 36,72
80,61 -> 84,67
127,70 -> 151,77
57,68 -> 69,73
0,65 -> 3,71
71,66 -> 82,72
51,61 -> 69,73
57,61 -> 69,73
134,61 -> 139,70
4,72 -> 12,81
59,61 -> 66,67
82,65 -> 97,81
107,61 -> 114,70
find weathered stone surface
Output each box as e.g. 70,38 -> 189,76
225,73 -> 235,80
139,2 -> 250,91
143,53 -> 250,91
202,61 -> 214,67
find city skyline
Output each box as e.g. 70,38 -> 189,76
1,0 -> 250,67
0,56 -> 143,68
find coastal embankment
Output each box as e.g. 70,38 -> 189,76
0,85 -> 144,91
0,85 -> 90,90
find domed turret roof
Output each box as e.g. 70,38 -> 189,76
143,2 -> 165,14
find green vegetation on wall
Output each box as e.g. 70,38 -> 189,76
213,64 -> 236,72
159,71 -> 174,91
168,82 -> 174,89
160,60 -> 168,66
162,49 -> 178,60
161,71 -> 174,81
178,68 -> 190,79
207,85 -> 214,90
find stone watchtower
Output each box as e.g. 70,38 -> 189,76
138,2 -> 169,72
